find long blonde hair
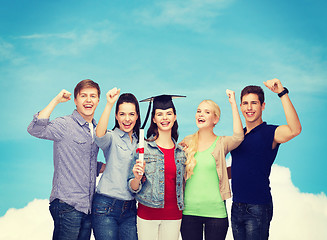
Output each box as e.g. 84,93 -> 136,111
184,100 -> 221,180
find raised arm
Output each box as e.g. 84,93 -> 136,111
96,88 -> 120,138
263,79 -> 302,145
27,89 -> 71,140
38,89 -> 72,119
226,89 -> 243,135
225,90 -> 244,179
223,90 -> 244,154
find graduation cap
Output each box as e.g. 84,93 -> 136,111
140,94 -> 186,129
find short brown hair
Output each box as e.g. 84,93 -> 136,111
74,79 -> 100,99
241,85 -> 265,104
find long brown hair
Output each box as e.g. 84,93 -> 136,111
113,93 -> 141,139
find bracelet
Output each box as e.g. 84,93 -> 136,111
278,87 -> 289,98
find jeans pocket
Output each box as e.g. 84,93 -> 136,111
58,201 -> 76,214
92,202 -> 111,216
246,204 -> 264,218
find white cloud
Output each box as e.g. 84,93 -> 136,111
18,22 -> 118,56
0,199 -> 52,240
0,39 -> 14,61
19,33 -> 76,40
135,0 -> 234,32
0,199 -> 95,240
0,38 -> 25,64
268,165 -> 327,240
1,165 -> 326,240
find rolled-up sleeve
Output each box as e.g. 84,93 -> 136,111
94,130 -> 113,151
27,113 -> 65,141
128,179 -> 142,193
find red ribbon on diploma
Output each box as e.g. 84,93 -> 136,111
136,148 -> 144,154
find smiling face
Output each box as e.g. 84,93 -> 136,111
153,108 -> 176,132
195,101 -> 219,129
241,93 -> 265,126
74,87 -> 99,122
116,102 -> 138,135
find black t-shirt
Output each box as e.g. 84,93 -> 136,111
231,122 -> 279,204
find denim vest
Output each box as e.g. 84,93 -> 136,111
128,138 -> 186,210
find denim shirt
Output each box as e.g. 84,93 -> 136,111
95,128 -> 137,201
128,138 -> 186,210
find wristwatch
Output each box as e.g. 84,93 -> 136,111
278,87 -> 289,98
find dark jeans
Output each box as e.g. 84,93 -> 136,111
231,202 -> 273,240
181,215 -> 228,240
49,199 -> 92,240
91,193 -> 138,240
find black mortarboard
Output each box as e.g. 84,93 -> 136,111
140,94 -> 186,129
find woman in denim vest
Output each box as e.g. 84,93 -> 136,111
180,90 -> 244,240
128,95 -> 186,240
92,88 -> 140,240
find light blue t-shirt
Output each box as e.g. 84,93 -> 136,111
95,128 -> 137,200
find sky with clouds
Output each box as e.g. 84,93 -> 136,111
1,0 -> 327,237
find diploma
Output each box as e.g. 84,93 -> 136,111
139,129 -> 144,163
138,129 -> 145,175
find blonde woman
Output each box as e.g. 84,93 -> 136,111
181,90 -> 244,240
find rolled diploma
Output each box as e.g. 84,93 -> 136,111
139,129 -> 144,175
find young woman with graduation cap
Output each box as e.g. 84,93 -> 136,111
128,94 -> 186,240
180,90 -> 244,240
92,88 -> 140,240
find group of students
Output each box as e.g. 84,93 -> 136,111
27,78 -> 301,240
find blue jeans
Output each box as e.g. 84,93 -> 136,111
91,193 -> 138,240
49,199 -> 92,240
181,215 -> 228,240
231,202 -> 273,240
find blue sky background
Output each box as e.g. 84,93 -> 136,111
1,0 -> 326,217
